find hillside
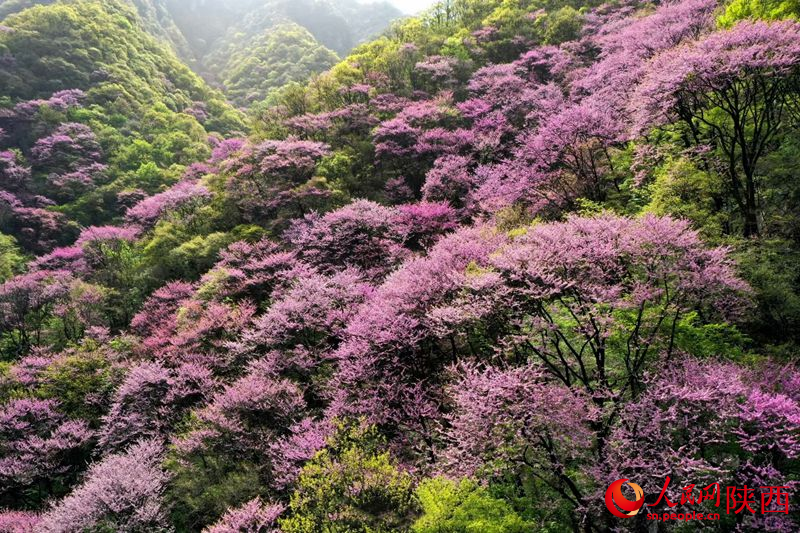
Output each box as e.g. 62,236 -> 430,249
0,0 -> 244,243
154,0 -> 403,104
1,0 -> 404,104
1,0 -> 800,532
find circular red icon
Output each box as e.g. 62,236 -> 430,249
605,478 -> 645,518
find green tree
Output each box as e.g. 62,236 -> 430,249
0,234 -> 25,283
719,0 -> 800,27
413,478 -> 533,533
281,421 -> 418,533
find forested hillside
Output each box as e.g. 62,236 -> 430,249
1,0 -> 800,531
140,0 -> 402,105
0,0 -> 404,105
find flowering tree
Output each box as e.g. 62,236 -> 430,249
37,439 -> 171,533
126,179 -> 213,229
444,363 -> 598,527
574,0 -> 717,112
204,498 -> 284,533
135,295 -> 255,371
12,90 -> 85,117
286,200 -> 409,281
176,360 -> 306,464
486,214 -> 749,396
224,138 -> 332,226
0,150 -> 31,195
28,123 -> 106,203
170,360 -> 312,527
515,101 -> 624,205
233,270 -> 371,370
414,55 -> 459,91
130,280 -> 195,356
633,20 -> 800,236
594,358 -> 800,532
44,163 -> 107,203
0,204 -> 77,254
197,238 -> 308,304
30,123 -> 101,171
421,155 -> 478,211
0,271 -> 72,356
329,226 -> 507,460
373,96 -> 460,194
0,398 -> 93,508
99,361 -> 216,452
392,201 -> 458,250
0,510 -> 40,532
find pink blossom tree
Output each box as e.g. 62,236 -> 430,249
204,498 -> 284,533
197,238 -> 310,304
392,201 -> 459,250
28,123 -> 105,204
286,200 -> 409,281
0,398 -> 93,507
175,360 -> 306,464
126,179 -> 213,229
0,151 -> 31,195
574,0 -> 718,112
444,363 -> 599,524
328,226 -> 508,461
632,20 -> 800,236
99,361 -> 216,452
593,358 -> 800,532
223,138 -> 332,226
37,439 -> 171,533
130,281 -> 195,357
0,271 -> 72,356
0,510 -> 40,532
486,214 -> 749,396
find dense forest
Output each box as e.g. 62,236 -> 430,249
1,0 -> 800,531
0,0 -> 403,105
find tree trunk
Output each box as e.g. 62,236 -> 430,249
743,168 -> 760,237
743,203 -> 759,237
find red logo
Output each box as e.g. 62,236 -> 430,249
606,478 -> 645,518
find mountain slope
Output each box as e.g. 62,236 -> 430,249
156,0 -> 404,104
1,0 -> 800,532
0,0 -> 244,233
1,0 -> 403,104
205,21 -> 340,105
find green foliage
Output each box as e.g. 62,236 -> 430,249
85,239 -> 147,328
645,155 -> 728,239
167,455 -> 264,533
413,477 -> 533,533
736,239 -> 800,345
209,23 -> 340,106
0,234 -> 25,283
758,130 -> 800,242
142,209 -> 240,282
542,6 -> 583,44
36,343 -> 122,424
280,421 -> 418,533
0,0 -> 55,19
317,143 -> 384,201
1,0 -> 223,112
669,312 -> 750,359
719,0 -> 800,26
160,231 -> 237,280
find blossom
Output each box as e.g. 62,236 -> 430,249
38,440 -> 171,533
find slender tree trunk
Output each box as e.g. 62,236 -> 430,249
743,173 -> 760,237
